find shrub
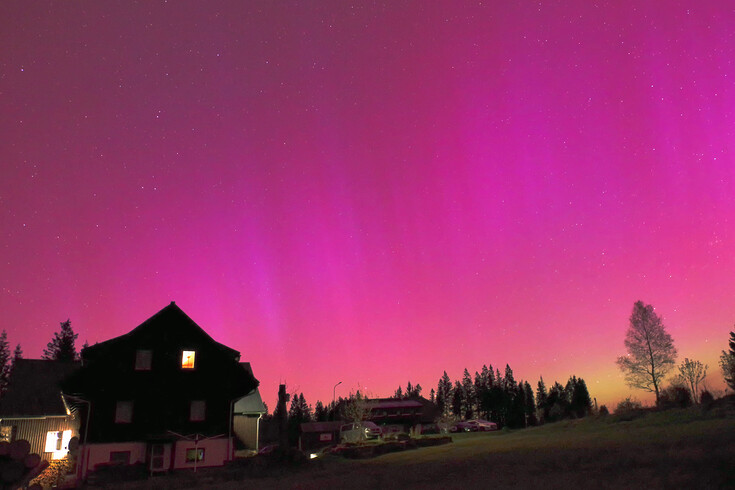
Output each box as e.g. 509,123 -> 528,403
699,390 -> 714,409
615,397 -> 642,413
598,405 -> 609,416
657,386 -> 692,410
613,397 -> 647,422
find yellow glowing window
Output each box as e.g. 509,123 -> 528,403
181,350 -> 196,369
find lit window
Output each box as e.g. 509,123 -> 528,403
115,401 -> 133,423
45,431 -> 63,452
0,426 -> 14,443
135,350 -> 152,370
44,430 -> 72,459
190,400 -> 206,422
185,448 -> 204,463
181,350 -> 196,369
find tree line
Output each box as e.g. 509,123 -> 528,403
432,365 -> 593,427
0,319 -> 81,395
272,365 -> 594,438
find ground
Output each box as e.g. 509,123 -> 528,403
112,408 -> 735,489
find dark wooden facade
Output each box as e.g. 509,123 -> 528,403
62,302 -> 258,446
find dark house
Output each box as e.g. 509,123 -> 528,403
0,359 -> 81,480
368,396 -> 440,434
62,302 -> 258,478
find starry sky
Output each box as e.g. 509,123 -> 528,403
2,1 -> 734,410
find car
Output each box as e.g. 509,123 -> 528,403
257,444 -> 278,455
452,419 -> 498,432
340,421 -> 382,443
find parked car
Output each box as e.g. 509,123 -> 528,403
340,421 -> 382,443
257,444 -> 278,455
451,419 -> 498,432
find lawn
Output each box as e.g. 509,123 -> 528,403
119,408 -> 735,489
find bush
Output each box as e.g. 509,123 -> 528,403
613,397 -> 647,422
615,397 -> 642,413
657,386 -> 692,410
699,390 -> 714,409
598,405 -> 609,416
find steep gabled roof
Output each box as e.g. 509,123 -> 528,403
82,302 -> 240,361
0,359 -> 80,418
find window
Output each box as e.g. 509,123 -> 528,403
44,430 -> 72,459
115,401 -> 133,423
45,431 -> 63,452
109,451 -> 131,465
0,426 -> 15,443
181,350 -> 196,369
189,400 -> 206,422
150,444 -> 165,470
185,448 -> 204,463
135,350 -> 152,370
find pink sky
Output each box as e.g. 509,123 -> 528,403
1,1 -> 734,410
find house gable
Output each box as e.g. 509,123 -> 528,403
62,302 -> 258,443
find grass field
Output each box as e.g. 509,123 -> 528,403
120,408 -> 735,489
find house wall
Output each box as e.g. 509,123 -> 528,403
0,416 -> 78,461
172,437 -> 231,469
233,414 -> 260,450
81,441 -> 148,475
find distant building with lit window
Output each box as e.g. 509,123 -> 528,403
0,358 -> 81,483
62,302 -> 259,481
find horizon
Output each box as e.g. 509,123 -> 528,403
2,1 -> 734,412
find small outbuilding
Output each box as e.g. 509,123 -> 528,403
299,421 -> 342,451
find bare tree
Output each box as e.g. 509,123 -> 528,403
676,358 -> 707,404
341,390 -> 373,425
616,301 -> 677,403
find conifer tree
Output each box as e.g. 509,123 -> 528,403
437,371 -> 452,416
461,369 -> 474,418
314,400 -> 327,422
504,364 -> 516,390
523,381 -> 537,426
451,381 -> 463,418
299,393 -> 312,422
0,331 -> 10,396
42,319 -> 79,361
536,377 -> 548,422
546,382 -> 567,422
487,364 -> 496,387
474,371 -> 484,416
570,377 -> 593,417
719,330 -> 735,391
12,344 -> 22,363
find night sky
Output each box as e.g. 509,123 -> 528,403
2,1 -> 734,410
